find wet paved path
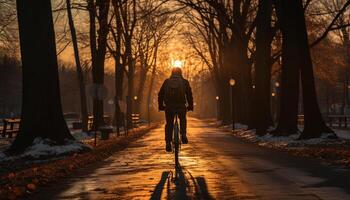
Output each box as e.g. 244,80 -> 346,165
32,118 -> 350,200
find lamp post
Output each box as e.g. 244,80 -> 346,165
229,78 -> 236,131
215,96 -> 219,119
275,82 -> 280,124
133,96 -> 138,113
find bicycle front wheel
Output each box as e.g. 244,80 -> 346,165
174,122 -> 180,168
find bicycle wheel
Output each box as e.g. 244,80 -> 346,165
174,120 -> 180,168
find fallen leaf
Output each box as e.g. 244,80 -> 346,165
8,173 -> 16,179
12,186 -> 25,197
26,183 -> 36,191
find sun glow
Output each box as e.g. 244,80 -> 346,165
172,59 -> 183,68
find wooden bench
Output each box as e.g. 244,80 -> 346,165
298,115 -> 304,126
2,118 -> 20,138
327,115 -> 350,128
87,115 -> 111,131
297,114 -> 350,128
131,113 -> 141,128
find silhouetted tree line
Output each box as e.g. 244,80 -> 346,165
4,0 -> 172,153
3,0 -> 350,153
180,0 -> 350,138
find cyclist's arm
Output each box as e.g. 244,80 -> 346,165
185,80 -> 194,109
158,80 -> 167,109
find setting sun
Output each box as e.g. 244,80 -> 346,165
172,60 -> 183,68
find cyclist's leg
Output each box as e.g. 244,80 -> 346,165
165,109 -> 175,143
178,109 -> 188,144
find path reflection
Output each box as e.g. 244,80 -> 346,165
150,165 -> 214,200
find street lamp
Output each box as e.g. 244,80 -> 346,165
108,99 -> 114,105
229,78 -> 236,131
215,96 -> 219,119
134,96 -> 138,101
275,82 -> 280,88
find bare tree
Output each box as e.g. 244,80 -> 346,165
87,0 -> 111,130
9,0 -> 74,153
66,0 -> 89,132
273,0 -> 336,139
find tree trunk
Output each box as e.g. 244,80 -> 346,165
9,0 -> 74,153
293,0 -> 335,139
136,67 -> 147,113
114,57 -> 124,133
111,0 -> 124,132
66,0 -> 88,132
218,76 -> 231,124
254,0 -> 273,135
88,0 -> 110,130
147,64 -> 157,125
146,40 -> 159,125
341,76 -> 347,114
126,38 -> 134,129
346,76 -> 349,106
272,0 -> 300,136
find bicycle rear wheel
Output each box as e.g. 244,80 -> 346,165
174,121 -> 180,168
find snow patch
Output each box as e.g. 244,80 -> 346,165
21,138 -> 90,159
334,129 -> 350,140
232,127 -> 344,148
0,138 -> 91,162
71,130 -> 93,141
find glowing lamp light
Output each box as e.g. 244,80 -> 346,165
229,78 -> 236,86
252,85 -> 256,89
348,85 -> 350,89
272,92 -> 276,97
275,82 -> 280,87
215,96 -> 219,100
134,96 -> 138,100
108,100 -> 114,105
173,60 -> 183,68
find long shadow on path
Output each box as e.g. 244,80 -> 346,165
150,165 -> 214,200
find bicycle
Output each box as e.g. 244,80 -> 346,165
172,114 -> 181,168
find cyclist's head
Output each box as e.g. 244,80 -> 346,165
171,67 -> 182,76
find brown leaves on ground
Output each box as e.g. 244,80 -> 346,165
0,124 -> 159,199
228,126 -> 350,170
288,145 -> 350,167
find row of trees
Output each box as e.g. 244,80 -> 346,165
2,0 -> 350,153
180,0 -> 350,138
5,0 -> 177,153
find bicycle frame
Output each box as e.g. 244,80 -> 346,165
173,114 -> 181,168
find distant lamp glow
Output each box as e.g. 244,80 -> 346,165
348,85 -> 350,89
134,96 -> 138,100
252,85 -> 256,89
173,60 -> 183,68
275,82 -> 280,87
215,96 -> 219,100
108,99 -> 114,105
194,102 -> 197,106
229,78 -> 236,86
272,92 -> 276,97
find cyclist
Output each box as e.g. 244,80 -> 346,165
158,67 -> 193,152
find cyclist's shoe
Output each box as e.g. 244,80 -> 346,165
166,142 -> 172,152
181,134 -> 188,144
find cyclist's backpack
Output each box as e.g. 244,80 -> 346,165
165,77 -> 185,104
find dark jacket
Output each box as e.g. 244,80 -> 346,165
158,75 -> 193,110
